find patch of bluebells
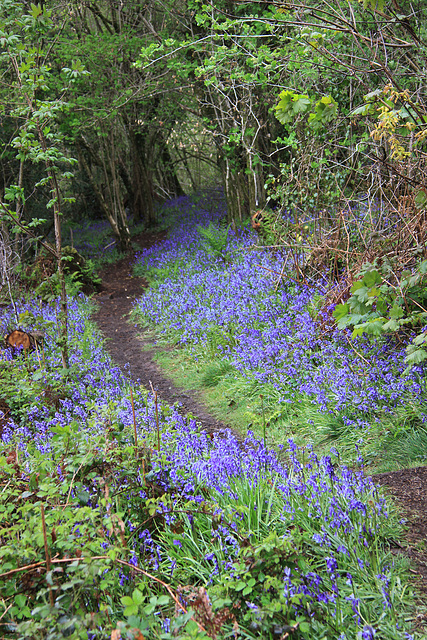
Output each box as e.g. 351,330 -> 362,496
65,218 -> 118,259
134,194 -> 427,427
0,264 -> 417,636
145,425 -> 410,635
0,296 -> 156,457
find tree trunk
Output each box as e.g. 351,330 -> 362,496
129,129 -> 156,226
158,142 -> 185,200
78,144 -> 131,251
220,156 -> 249,225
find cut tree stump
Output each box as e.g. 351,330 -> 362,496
5,330 -> 45,351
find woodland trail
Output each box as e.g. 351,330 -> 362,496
92,231 -> 237,439
92,230 -> 427,605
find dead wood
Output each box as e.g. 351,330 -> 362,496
5,329 -> 45,351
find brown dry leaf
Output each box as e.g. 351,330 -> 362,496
110,630 -> 121,640
6,450 -> 16,465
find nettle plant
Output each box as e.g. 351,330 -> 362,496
333,258 -> 427,371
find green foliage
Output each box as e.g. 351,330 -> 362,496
275,91 -> 338,130
215,532 -> 309,636
274,90 -> 311,125
2,288 -> 424,638
134,258 -> 183,289
201,361 -> 234,388
197,222 -> 231,263
333,258 -> 427,371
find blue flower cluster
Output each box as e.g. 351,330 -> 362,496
134,194 -> 427,432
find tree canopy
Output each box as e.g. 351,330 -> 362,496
0,0 -> 426,238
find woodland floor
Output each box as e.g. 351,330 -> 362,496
92,230 -> 427,608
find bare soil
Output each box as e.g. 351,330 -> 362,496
92,230 -> 427,606
92,231 -> 234,438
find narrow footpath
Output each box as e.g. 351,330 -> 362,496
92,231 -> 234,438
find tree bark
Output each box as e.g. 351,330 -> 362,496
219,156 -> 249,226
78,143 -> 131,251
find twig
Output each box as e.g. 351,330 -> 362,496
256,263 -> 315,288
274,255 -> 289,291
0,603 -> 12,622
344,332 -> 371,366
0,561 -> 45,579
149,381 -> 161,451
41,504 -> 54,607
130,388 -> 138,456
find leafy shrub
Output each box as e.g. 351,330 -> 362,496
333,258 -> 427,370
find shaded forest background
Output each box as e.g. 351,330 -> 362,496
0,0 -> 426,237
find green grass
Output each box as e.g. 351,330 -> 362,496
141,338 -> 427,474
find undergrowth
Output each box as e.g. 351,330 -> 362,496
1,191 -> 426,638
0,294 -> 422,638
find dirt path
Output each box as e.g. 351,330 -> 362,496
92,232 -> 235,438
92,230 -> 427,606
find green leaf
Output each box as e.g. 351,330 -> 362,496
363,88 -> 383,101
413,332 -> 427,346
132,589 -> 144,606
308,95 -> 338,127
350,104 -> 373,116
275,90 -> 311,124
362,270 -> 382,287
235,581 -> 247,591
414,189 -> 427,210
14,594 -> 27,608
405,348 -> 427,364
124,604 -> 139,617
382,319 -> 400,331
350,281 -> 364,293
390,304 -> 404,319
76,490 -> 90,505
30,3 -> 43,19
377,299 -> 388,316
332,303 -> 349,320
